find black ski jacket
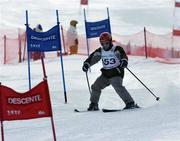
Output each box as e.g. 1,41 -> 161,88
83,46 -> 128,78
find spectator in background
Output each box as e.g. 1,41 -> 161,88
31,24 -> 45,61
35,24 -> 43,32
66,20 -> 78,55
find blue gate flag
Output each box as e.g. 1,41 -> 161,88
27,25 -> 61,52
85,19 -> 111,38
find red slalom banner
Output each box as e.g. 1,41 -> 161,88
0,80 -> 52,121
173,29 -> 180,36
175,1 -> 180,7
80,0 -> 88,5
0,80 -> 57,141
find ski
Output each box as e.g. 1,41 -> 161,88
102,108 -> 122,112
74,109 -> 88,113
75,108 -> 123,113
102,107 -> 141,113
74,109 -> 100,113
75,107 -> 141,113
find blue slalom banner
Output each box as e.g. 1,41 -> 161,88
27,25 -> 61,52
85,19 -> 111,38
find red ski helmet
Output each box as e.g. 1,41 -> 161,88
99,32 -> 112,43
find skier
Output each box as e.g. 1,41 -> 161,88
82,32 -> 139,111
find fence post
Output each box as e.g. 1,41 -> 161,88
18,28 -> 22,63
144,27 -> 148,58
61,25 -> 68,55
23,32 -> 27,61
3,35 -> 6,64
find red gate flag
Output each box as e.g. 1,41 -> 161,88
0,80 -> 52,121
80,0 -> 88,5
173,29 -> 180,36
175,2 -> 180,7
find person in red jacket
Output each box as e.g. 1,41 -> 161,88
82,32 -> 139,111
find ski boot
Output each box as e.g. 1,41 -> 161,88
123,102 -> 140,110
87,102 -> 99,111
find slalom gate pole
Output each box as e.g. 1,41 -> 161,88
0,120 -> 4,141
126,67 -> 160,101
83,8 -> 90,56
25,10 -> 32,90
0,83 -> 5,141
50,117 -> 57,141
107,7 -> 112,34
41,55 -> 47,79
56,10 -> 68,103
85,72 -> 92,95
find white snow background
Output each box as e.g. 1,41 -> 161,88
0,0 -> 180,141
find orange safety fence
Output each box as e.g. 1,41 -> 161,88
1,27 -> 180,64
113,30 -> 174,58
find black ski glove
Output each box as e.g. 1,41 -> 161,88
82,63 -> 89,72
120,59 -> 128,68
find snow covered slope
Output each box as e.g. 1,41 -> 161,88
0,0 -> 179,140
0,55 -> 180,141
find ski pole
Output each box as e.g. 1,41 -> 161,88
85,72 -> 92,95
126,67 -> 160,101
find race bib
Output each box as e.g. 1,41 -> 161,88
101,46 -> 120,69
